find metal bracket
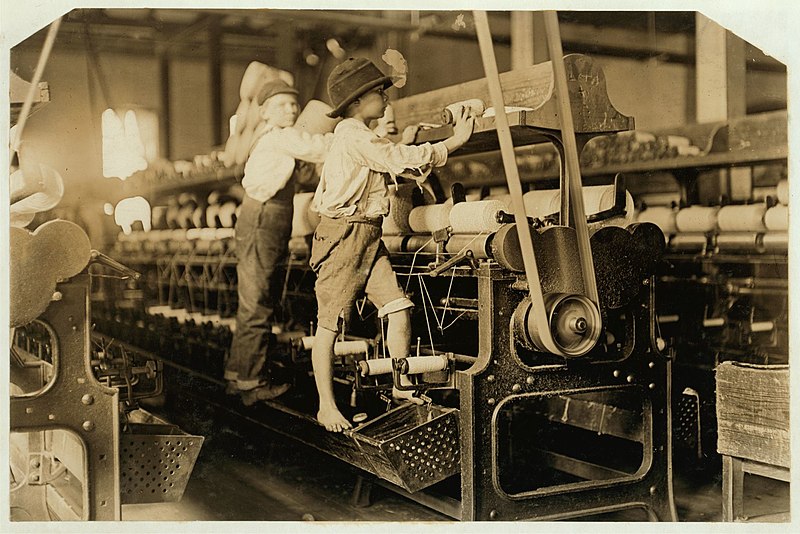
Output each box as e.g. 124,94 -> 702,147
429,249 -> 475,277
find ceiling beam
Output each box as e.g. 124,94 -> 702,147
14,9 -> 786,73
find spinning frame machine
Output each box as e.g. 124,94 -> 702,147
80,12 -> 683,521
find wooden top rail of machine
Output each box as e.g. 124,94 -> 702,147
392,54 -> 633,154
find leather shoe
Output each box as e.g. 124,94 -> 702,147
241,383 -> 291,406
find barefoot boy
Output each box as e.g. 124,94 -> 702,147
310,57 -> 474,432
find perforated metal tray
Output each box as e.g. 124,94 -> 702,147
351,403 -> 460,493
119,423 -> 204,504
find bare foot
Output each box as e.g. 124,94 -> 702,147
317,406 -> 352,433
392,386 -> 424,405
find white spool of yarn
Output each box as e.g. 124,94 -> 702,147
218,201 -> 238,228
584,185 -> 617,214
442,99 -> 486,124
445,234 -> 492,259
449,200 -> 505,234
776,179 -> 789,205
294,100 -> 341,135
675,206 -> 719,233
485,194 -> 512,211
762,232 -> 788,251
636,206 -> 678,235
587,190 -> 636,232
214,228 -> 235,240
146,230 -> 165,242
383,184 -> 434,235
408,204 -> 453,233
291,192 -> 318,237
404,355 -> 448,374
522,189 -> 560,218
522,185 -> 620,219
205,203 -> 220,229
764,204 -> 789,231
232,99 -> 250,133
360,358 -> 394,376
717,204 -> 767,232
405,235 -> 438,254
382,235 -> 407,254
199,228 -> 217,241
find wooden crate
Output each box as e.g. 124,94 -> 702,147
715,361 -> 790,468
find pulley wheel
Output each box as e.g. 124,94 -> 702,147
513,293 -> 602,358
545,293 -> 602,357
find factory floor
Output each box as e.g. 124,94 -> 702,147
120,400 -> 791,524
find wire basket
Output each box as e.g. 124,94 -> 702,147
119,423 -> 204,504
351,403 -> 460,493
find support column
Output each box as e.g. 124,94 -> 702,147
695,14 -> 749,203
532,12 -> 549,64
208,15 -> 223,147
275,23 -> 297,76
722,455 -> 745,521
511,11 -> 551,67
510,11 -> 534,70
158,48 -> 172,160
695,14 -> 746,122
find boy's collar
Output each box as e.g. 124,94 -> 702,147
336,117 -> 373,132
256,122 -> 290,135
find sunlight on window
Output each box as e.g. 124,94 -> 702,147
102,108 -> 158,180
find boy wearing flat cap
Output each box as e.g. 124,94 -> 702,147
310,57 -> 475,432
225,78 -> 332,406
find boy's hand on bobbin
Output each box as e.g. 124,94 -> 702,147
452,106 -> 475,145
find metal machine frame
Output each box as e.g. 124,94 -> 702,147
10,261 -> 204,520
455,264 -> 675,520
10,275 -> 122,520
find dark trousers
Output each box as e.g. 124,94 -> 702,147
224,195 -> 293,390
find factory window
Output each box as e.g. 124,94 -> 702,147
101,108 -> 158,180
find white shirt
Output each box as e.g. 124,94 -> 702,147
313,118 -> 448,218
241,124 -> 332,202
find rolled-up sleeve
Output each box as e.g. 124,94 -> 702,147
242,128 -> 333,202
275,129 -> 332,164
353,136 -> 448,183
